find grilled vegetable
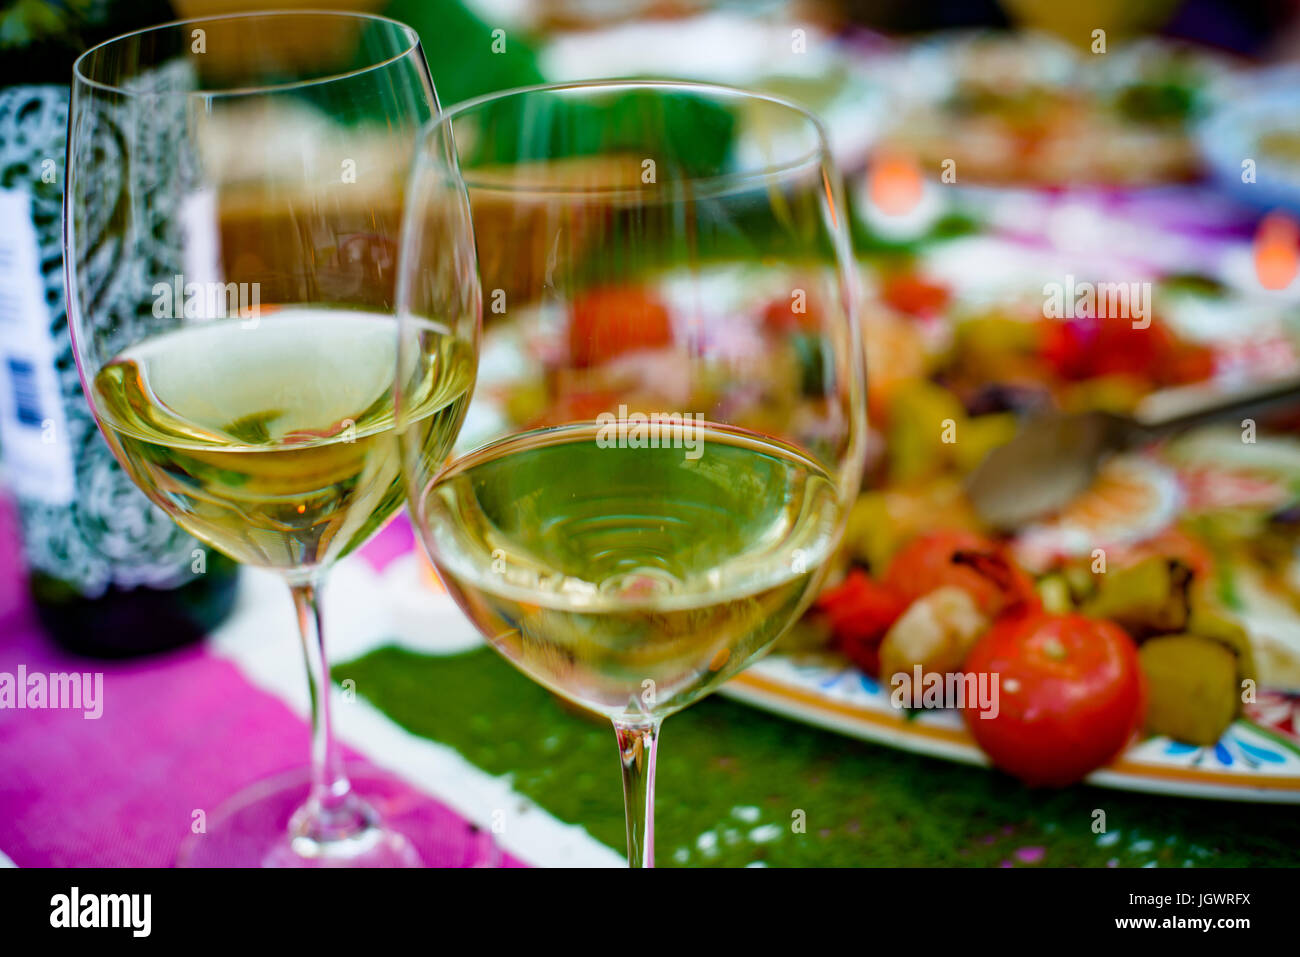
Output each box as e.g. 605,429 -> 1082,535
1138,635 -> 1238,745
884,530 -> 1029,616
877,585 -> 990,685
842,483 -> 981,574
1081,556 -> 1192,637
887,381 -> 966,483
1187,586 -> 1257,683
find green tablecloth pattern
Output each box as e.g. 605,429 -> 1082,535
339,646 -> 1300,867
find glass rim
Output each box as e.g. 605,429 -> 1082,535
421,78 -> 837,194
72,9 -> 421,98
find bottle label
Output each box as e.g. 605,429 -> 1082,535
0,186 -> 76,506
0,85 -> 201,597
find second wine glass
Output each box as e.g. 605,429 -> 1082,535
398,80 -> 865,867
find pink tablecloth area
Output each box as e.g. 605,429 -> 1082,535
0,501 -> 522,867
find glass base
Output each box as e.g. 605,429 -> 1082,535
176,762 -> 500,868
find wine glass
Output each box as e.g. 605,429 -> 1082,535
65,12 -> 477,866
398,81 -> 864,867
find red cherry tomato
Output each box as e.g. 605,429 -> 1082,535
883,531 -> 1032,616
1165,342 -> 1216,385
961,611 -> 1146,787
1040,313 -> 1212,387
568,286 -> 673,367
815,569 -> 907,676
881,273 -> 951,319
1043,313 -> 1162,381
761,295 -> 821,332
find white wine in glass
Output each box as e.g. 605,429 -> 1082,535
423,422 -> 840,717
94,311 -> 473,569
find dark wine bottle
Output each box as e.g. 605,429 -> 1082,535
0,0 -> 238,657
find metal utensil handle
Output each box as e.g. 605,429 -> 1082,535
1134,374 -> 1300,433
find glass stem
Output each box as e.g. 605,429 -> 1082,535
289,576 -> 363,838
613,719 -> 661,868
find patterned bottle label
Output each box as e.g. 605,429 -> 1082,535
0,85 -> 203,597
